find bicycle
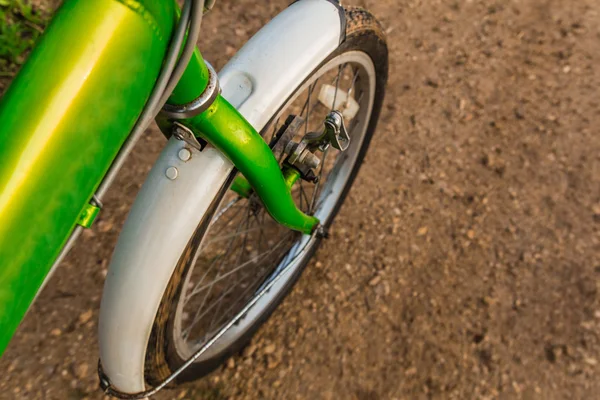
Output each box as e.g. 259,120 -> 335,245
0,0 -> 388,397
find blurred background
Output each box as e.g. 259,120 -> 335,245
1,0 -> 599,399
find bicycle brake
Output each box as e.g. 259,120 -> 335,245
284,111 -> 351,183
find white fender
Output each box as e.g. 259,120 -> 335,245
98,0 -> 343,392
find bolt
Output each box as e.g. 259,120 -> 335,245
98,376 -> 111,391
166,166 -> 179,180
178,148 -> 192,162
304,170 -> 319,183
328,110 -> 343,127
316,225 -> 329,239
173,130 -> 185,141
301,150 -> 321,169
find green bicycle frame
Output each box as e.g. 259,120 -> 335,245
0,0 -> 317,355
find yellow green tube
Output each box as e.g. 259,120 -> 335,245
0,0 -> 177,355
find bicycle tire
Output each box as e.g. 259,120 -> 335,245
144,6 -> 388,384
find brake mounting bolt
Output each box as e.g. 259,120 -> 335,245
166,166 -> 179,180
178,148 -> 192,162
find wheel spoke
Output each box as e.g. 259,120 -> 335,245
203,226 -> 263,246
346,66 -> 360,106
310,147 -> 330,213
208,233 -> 295,331
212,196 -> 242,223
299,181 -> 311,211
269,116 -> 281,142
304,79 -> 317,136
331,63 -> 347,112
185,207 -> 253,337
187,234 -> 294,296
300,83 -> 313,121
186,206 -> 250,302
210,199 -> 245,237
186,230 -> 294,336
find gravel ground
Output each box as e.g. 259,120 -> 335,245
1,0 -> 599,399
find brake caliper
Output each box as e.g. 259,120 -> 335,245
283,111 -> 350,183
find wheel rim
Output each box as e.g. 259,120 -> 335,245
172,51 -> 377,361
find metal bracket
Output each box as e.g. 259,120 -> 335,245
283,111 -> 350,183
315,224 -> 329,239
172,122 -> 205,151
269,114 -> 305,158
304,111 -> 350,152
76,202 -> 101,229
161,62 -> 220,120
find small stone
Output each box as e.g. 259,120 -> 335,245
567,363 -> 580,375
514,107 -> 525,120
267,357 -> 280,370
425,78 -> 439,88
227,358 -> 235,369
584,357 -> 598,366
98,220 -> 114,233
73,362 -> 89,379
82,229 -> 96,239
226,45 -> 236,56
405,367 -> 417,376
467,230 -> 476,239
369,276 -> 381,286
482,296 -> 496,306
264,344 -> 276,355
243,344 -> 257,358
382,281 -> 391,296
417,226 -> 428,236
315,261 -> 323,269
50,328 -> 62,337
78,309 -> 93,325
8,361 -> 17,372
581,321 -> 595,330
177,390 -> 188,399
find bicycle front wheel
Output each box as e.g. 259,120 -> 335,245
144,6 -> 388,384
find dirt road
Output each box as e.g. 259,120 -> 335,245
1,0 -> 599,398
